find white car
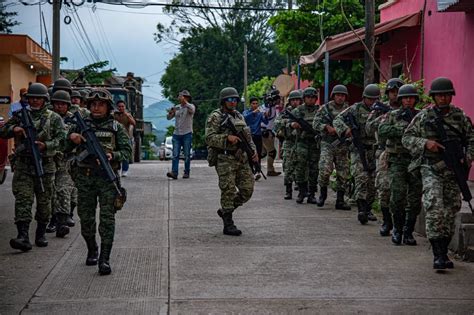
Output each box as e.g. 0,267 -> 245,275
163,136 -> 194,160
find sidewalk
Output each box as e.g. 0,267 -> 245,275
0,161 -> 473,314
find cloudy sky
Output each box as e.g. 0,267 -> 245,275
8,1 -> 178,106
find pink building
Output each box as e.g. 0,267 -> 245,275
379,0 -> 474,119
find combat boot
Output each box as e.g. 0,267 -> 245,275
10,221 -> 32,252
316,186 -> 327,207
429,239 -> 447,270
379,207 -> 393,237
56,214 -> 70,238
296,183 -> 307,204
366,203 -> 377,221
85,238 -> 99,266
284,184 -> 292,200
391,212 -> 403,245
307,187 -> 318,204
335,191 -> 351,210
98,243 -> 112,275
356,199 -> 368,225
442,237 -> 454,269
35,223 -> 48,247
66,206 -> 75,227
46,214 -> 57,233
219,210 -> 242,236
402,218 -> 417,246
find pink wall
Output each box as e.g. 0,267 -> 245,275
381,0 -> 425,21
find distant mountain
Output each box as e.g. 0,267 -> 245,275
143,99 -> 174,131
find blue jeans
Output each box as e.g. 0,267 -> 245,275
172,132 -> 192,175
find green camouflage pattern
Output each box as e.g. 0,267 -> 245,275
206,109 -> 255,213
402,104 -> 474,239
275,108 -> 297,185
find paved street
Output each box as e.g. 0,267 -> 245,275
0,160 -> 473,314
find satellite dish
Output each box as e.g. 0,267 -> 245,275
273,74 -> 294,97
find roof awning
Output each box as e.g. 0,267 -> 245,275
299,11 -> 421,65
438,0 -> 474,12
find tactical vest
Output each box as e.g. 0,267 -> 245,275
15,107 -> 54,158
321,101 -> 347,142
422,106 -> 468,159
352,102 -> 374,145
385,108 -> 418,154
295,104 -> 319,140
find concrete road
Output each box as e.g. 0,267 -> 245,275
0,161 -> 473,314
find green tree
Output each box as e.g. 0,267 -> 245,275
269,0 -> 384,86
247,76 -> 275,101
0,3 -> 20,34
64,61 -> 116,85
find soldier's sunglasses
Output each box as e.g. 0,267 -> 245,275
224,97 -> 239,103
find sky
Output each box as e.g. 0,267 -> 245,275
7,0 -> 178,106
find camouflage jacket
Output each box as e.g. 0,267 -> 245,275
365,101 -> 399,148
205,108 -> 256,153
290,103 -> 320,141
313,100 -> 348,143
0,105 -> 65,174
402,104 -> 474,163
378,107 -> 419,155
274,105 -> 296,143
333,101 -> 376,146
55,111 -> 75,170
67,114 -> 132,170
69,104 -> 90,117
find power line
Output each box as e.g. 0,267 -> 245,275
92,6 -> 121,69
63,7 -> 94,64
86,6 -> 109,64
71,7 -> 101,61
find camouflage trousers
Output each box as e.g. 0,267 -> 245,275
262,132 -> 277,173
71,186 -> 78,210
294,140 -> 320,189
318,141 -> 349,191
375,150 -> 391,208
282,140 -> 296,185
52,167 -> 75,215
389,155 -> 422,221
350,147 -> 376,203
75,170 -> 118,245
420,164 -> 461,239
12,168 -> 54,224
216,153 -> 254,214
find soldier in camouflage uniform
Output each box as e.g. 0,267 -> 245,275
334,84 -> 380,224
123,72 -> 139,89
366,78 -> 403,235
205,87 -> 257,236
0,83 -> 65,251
71,70 -> 88,87
313,85 -> 351,210
49,90 -> 76,238
274,90 -> 303,199
290,87 -> 321,204
403,77 -> 474,270
379,84 -> 422,246
70,90 -> 90,118
68,88 -> 132,275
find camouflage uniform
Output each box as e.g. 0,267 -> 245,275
334,101 -> 377,221
274,107 -> 297,187
402,104 -> 473,240
290,103 -> 320,202
313,101 -> 350,193
205,108 -> 255,213
379,107 -> 421,245
0,102 -> 65,250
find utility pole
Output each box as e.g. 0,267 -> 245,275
243,43 -> 248,108
52,0 -> 61,81
287,0 -> 293,75
364,0 -> 375,86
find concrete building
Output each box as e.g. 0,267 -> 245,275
0,34 -> 52,119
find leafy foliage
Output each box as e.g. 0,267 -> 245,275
0,3 -> 20,34
378,75 -> 432,108
247,76 -> 275,101
64,61 -> 116,85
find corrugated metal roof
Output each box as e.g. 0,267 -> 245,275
438,0 -> 474,12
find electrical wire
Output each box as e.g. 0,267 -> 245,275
71,6 -> 101,61
62,6 -> 94,64
91,6 -> 121,70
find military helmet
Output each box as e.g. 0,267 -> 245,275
71,90 -> 82,99
86,88 -> 113,109
126,72 -> 134,77
53,78 -> 72,94
79,89 -> 89,100
303,87 -> 318,98
397,84 -> 419,101
362,84 -> 381,99
51,90 -> 71,106
429,77 -> 455,96
385,78 -> 404,93
330,85 -> 348,98
219,87 -> 240,103
288,90 -> 303,100
27,83 -> 49,100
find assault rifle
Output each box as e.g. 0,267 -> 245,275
71,111 -> 122,195
221,113 -> 267,180
283,109 -> 320,141
321,106 -> 350,148
19,103 -> 45,192
398,107 -> 416,123
372,101 -> 391,114
343,112 -> 373,172
430,110 -> 473,213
